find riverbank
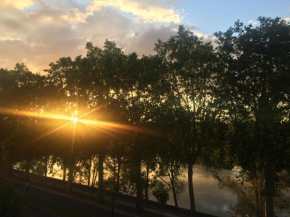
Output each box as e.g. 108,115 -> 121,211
12,170 -> 216,217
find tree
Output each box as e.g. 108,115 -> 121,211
216,171 -> 290,217
0,64 -> 48,180
152,181 -> 170,204
84,40 -> 128,201
215,17 -> 290,217
155,147 -> 186,207
155,25 -> 222,216
154,104 -> 186,207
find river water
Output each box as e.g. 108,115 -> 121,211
167,165 -> 238,217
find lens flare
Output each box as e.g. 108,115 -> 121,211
72,117 -> 78,124
70,111 -> 78,124
0,107 -> 154,146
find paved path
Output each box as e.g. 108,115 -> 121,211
22,199 -> 61,217
15,182 -> 134,217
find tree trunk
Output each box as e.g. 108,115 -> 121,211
116,156 -> 121,194
63,162 -> 67,182
67,161 -> 73,193
25,158 -> 31,183
92,163 -> 98,187
264,160 -> 274,217
261,104 -> 274,217
265,195 -> 274,217
44,156 -> 48,185
145,164 -> 149,200
135,159 -> 143,213
88,156 -> 92,186
170,170 -> 178,207
98,147 -> 105,202
253,180 -> 259,209
188,162 -> 196,216
44,156 -> 48,178
67,149 -> 74,193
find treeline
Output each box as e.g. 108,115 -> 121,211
0,17 -> 290,217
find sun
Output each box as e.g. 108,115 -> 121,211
72,117 -> 78,124
71,111 -> 78,124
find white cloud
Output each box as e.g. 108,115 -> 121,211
0,0 -> 34,9
123,24 -> 177,55
285,17 -> 290,22
195,32 -> 204,38
248,20 -> 257,26
87,0 -> 181,23
26,1 -> 91,24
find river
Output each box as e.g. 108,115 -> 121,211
167,165 -> 238,217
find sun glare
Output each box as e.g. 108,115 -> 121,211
73,117 -> 78,123
0,107 -> 151,143
71,111 -> 78,124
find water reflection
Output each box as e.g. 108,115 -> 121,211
167,165 -> 238,217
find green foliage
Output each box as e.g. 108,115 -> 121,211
155,23 -> 227,213
118,164 -> 138,196
215,16 -> 290,217
152,181 -> 170,204
0,175 -> 23,217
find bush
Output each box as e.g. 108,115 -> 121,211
152,181 -> 169,204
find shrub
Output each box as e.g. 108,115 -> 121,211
152,181 -> 169,204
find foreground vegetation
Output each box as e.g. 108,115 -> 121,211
0,17 -> 290,217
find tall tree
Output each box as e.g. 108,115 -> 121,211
155,26 -> 221,216
215,17 -> 290,217
0,64 -> 48,179
84,40 -> 128,201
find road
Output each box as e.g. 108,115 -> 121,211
14,181 -> 134,217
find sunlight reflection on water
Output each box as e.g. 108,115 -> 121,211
166,165 -> 238,217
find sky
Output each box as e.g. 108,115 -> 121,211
0,0 -> 289,73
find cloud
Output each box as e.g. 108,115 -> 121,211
285,17 -> 290,22
26,1 -> 91,24
0,39 -> 33,69
0,1 -> 92,72
0,0 -> 210,73
247,19 -> 257,26
0,0 -> 34,9
87,0 -> 181,23
123,24 -> 177,55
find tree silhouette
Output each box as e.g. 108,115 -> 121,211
215,17 -> 290,217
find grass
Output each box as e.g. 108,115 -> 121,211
24,194 -> 93,217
